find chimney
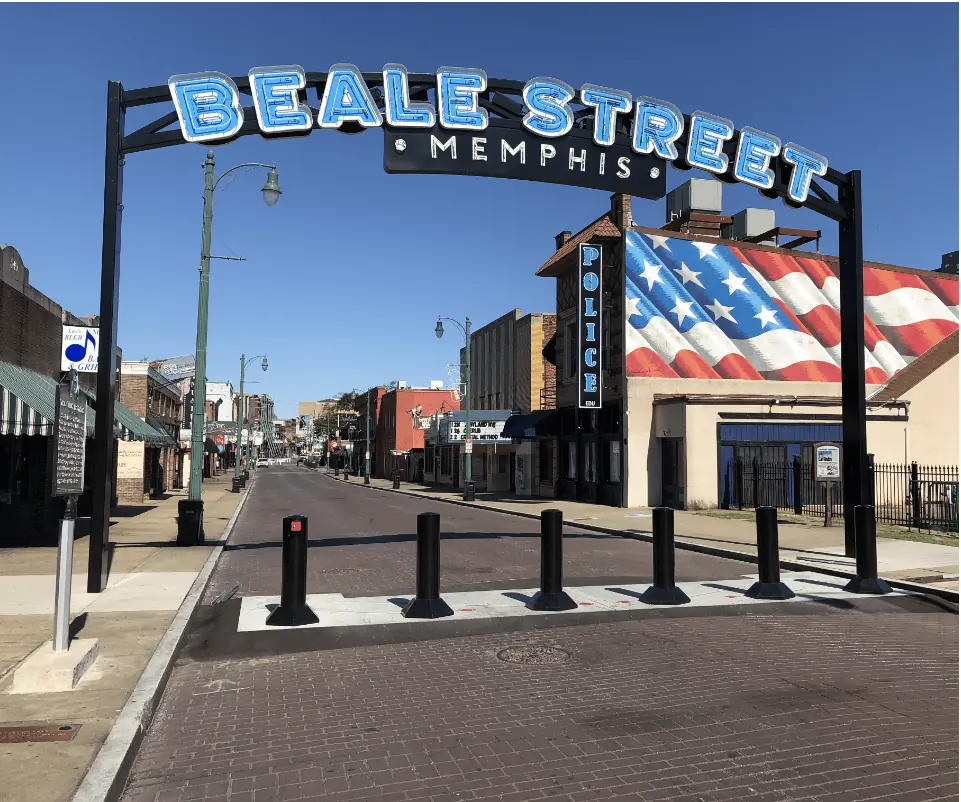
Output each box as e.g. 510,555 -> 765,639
554,230 -> 572,251
610,193 -> 632,230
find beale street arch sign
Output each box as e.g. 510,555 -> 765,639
87,64 -> 870,591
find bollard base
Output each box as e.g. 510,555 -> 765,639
364,475 -> 370,485
401,597 -> 454,619
266,604 -> 319,627
527,590 -> 578,612
639,585 -> 690,605
843,576 -> 892,595
745,581 -> 795,600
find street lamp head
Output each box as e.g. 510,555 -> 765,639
434,319 -> 444,339
261,357 -> 268,372
261,168 -> 281,207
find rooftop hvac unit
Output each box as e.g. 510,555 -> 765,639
728,208 -> 776,244
429,379 -> 444,389
665,178 -> 722,223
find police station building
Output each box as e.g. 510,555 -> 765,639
522,185 -> 959,509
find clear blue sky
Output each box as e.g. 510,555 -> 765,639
1,4 -> 957,418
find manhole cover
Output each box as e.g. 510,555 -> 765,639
0,724 -> 80,743
496,646 -> 571,665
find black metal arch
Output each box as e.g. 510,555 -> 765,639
88,75 -> 869,591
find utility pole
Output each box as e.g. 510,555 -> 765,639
365,388 -> 371,484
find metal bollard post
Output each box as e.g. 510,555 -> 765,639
402,512 -> 453,618
640,507 -> 690,605
392,470 -> 400,489
843,505 -> 892,594
53,497 -> 78,653
746,506 -> 795,600
528,509 -> 577,611
266,515 -> 319,626
344,469 -> 349,481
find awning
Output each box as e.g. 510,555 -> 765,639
0,361 -> 55,436
147,416 -> 177,447
501,410 -> 560,439
82,387 -> 173,446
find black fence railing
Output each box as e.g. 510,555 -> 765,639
722,457 -> 959,533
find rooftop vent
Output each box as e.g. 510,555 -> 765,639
665,178 -> 722,223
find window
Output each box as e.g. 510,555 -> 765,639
482,451 -> 489,477
539,440 -> 553,481
584,441 -> 597,483
499,454 -> 508,473
495,392 -> 500,408
609,440 -> 621,483
566,441 -> 577,479
441,446 -> 451,475
565,321 -> 577,380
602,307 -> 612,373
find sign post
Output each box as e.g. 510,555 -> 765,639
813,443 -> 841,528
52,371 -> 86,653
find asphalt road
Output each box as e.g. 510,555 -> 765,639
119,464 -> 959,802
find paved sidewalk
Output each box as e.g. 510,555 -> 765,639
0,472 -> 247,802
341,473 -> 959,588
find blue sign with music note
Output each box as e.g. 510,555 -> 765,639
61,326 -> 100,373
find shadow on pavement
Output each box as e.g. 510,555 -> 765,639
224,529 -> 616,551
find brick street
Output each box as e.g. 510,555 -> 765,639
120,466 -> 959,802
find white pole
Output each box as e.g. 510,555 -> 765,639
53,496 -> 77,653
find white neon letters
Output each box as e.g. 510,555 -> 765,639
168,65 -> 829,203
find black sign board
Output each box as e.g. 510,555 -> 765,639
384,119 -> 666,200
578,243 -> 603,410
53,373 -> 86,497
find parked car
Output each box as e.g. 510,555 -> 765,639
256,458 -> 269,467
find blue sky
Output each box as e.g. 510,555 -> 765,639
1,3 -> 957,418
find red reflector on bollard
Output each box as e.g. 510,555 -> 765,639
290,521 -> 302,532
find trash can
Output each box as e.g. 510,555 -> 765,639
177,499 -> 204,546
231,477 -> 242,494
465,481 -> 476,502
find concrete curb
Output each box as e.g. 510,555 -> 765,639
70,481 -> 254,802
327,472 -> 960,607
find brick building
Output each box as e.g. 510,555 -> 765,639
0,244 -> 165,544
374,385 -> 458,480
118,362 -> 181,503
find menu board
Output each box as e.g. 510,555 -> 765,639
53,379 -> 87,497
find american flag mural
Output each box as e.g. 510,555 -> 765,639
625,231 -> 959,383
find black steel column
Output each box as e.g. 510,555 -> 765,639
746,506 -> 794,600
843,505 -> 892,594
88,81 -> 125,593
528,509 -> 577,611
266,515 -> 319,626
838,170 -> 869,560
640,507 -> 690,605
402,512 -> 453,618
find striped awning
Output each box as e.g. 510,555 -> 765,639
0,361 -> 56,436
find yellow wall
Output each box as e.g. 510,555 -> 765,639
898,354 -> 959,465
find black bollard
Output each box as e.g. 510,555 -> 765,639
266,515 -> 319,626
528,509 -> 577,611
640,507 -> 690,605
402,512 -> 453,618
843,505 -> 892,594
746,506 -> 795,600
392,470 -> 401,489
343,469 -> 349,481
464,480 -> 475,502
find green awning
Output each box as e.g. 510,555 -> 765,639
0,361 -> 96,437
147,416 -> 177,447
82,387 -> 172,446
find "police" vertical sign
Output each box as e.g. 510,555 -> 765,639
578,243 -> 602,409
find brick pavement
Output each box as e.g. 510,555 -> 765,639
119,466 -> 959,802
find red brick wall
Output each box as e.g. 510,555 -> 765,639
0,282 -> 62,378
374,388 -> 459,477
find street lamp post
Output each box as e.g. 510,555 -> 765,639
435,316 -> 473,501
180,151 -> 280,544
233,354 -> 267,492
365,389 -> 371,484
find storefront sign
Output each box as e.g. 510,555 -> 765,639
117,440 -> 145,479
168,66 -> 826,203
443,418 -> 511,444
53,375 -> 86,496
579,243 -> 603,409
61,326 -> 99,373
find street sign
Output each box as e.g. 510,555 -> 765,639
61,326 -> 99,373
465,438 -> 473,454
53,373 -> 86,497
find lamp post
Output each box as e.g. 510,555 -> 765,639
233,354 -> 267,492
435,316 -> 473,500
365,389 -> 371,484
181,151 -> 280,544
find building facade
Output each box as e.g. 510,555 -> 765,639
529,188 -> 959,509
118,362 -> 181,503
460,309 -> 557,413
374,386 -> 458,480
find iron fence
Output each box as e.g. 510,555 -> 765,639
722,457 -> 958,533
